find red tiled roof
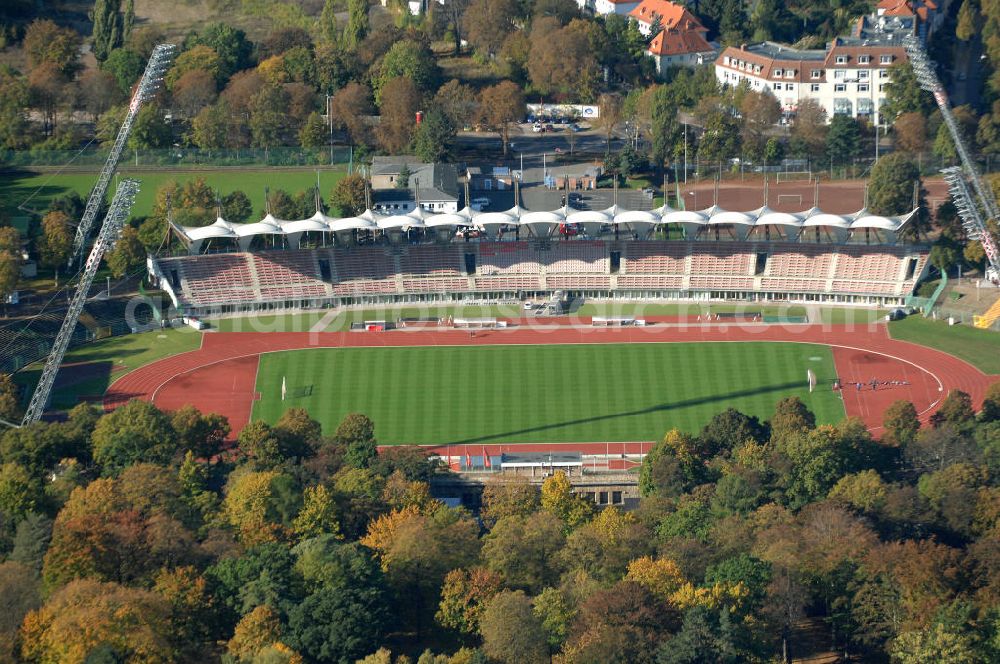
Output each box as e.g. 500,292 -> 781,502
648,28 -> 713,56
629,0 -> 705,31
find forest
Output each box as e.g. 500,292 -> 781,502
0,381 -> 999,663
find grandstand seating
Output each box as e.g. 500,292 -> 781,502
617,275 -> 684,289
477,242 -> 542,274
151,239 -> 929,312
834,248 -> 903,282
765,245 -> 835,278
547,276 -> 611,289
546,242 -> 608,273
688,246 -> 753,276
400,246 -> 464,278
623,242 -> 687,274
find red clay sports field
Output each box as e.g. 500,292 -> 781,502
103,319 -> 997,453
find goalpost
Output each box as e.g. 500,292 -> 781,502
806,369 -> 817,393
775,170 -> 813,183
776,194 -> 802,207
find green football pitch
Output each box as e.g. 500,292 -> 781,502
252,342 -> 845,444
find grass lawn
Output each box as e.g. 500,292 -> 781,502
817,308 -> 886,324
14,327 -> 203,409
252,342 -> 844,444
0,167 -> 346,221
889,316 -> 1000,374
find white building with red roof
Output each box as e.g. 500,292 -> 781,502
619,0 -> 716,72
584,0 -> 642,16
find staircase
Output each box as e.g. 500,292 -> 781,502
973,297 -> 1000,329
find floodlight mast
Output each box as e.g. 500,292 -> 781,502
904,35 -> 1000,279
22,180 -> 141,425
68,43 -> 176,265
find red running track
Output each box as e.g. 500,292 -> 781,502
104,324 -> 999,447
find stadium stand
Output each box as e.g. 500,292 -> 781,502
150,238 -> 929,314
148,202 -> 930,314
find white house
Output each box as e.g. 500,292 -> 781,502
628,0 -> 705,37
578,0 -> 642,16
714,33 -> 908,122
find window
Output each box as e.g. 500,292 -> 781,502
811,69 -> 821,79
835,83 -> 847,92
858,83 -> 869,92
785,70 -> 794,78
879,69 -> 889,78
773,82 -> 782,90
879,84 -> 886,92
787,84 -> 795,91
835,70 -> 846,79
836,55 -> 848,64
774,68 -> 783,77
810,83 -> 820,92
859,70 -> 869,79
880,54 -> 893,64
859,55 -> 871,64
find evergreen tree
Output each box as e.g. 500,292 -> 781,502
344,0 -> 369,50
91,0 -> 125,63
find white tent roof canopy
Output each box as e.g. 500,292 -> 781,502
173,203 -> 919,242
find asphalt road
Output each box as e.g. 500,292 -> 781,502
454,124 -> 625,170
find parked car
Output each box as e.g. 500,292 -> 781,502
532,123 -> 543,133
570,123 -> 584,132
544,123 -> 555,132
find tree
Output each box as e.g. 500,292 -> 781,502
344,0 -> 369,49
336,413 -> 377,467
102,47 -> 145,95
883,400 -> 920,447
78,69 -> 121,123
28,62 -> 68,137
740,90 -> 781,159
20,579 -> 174,662
0,67 -> 29,149
826,114 -> 862,165
91,0 -> 128,63
891,622 -> 978,663
0,462 -> 42,521
436,567 -> 503,634
599,93 -> 624,155
172,69 -> 218,118
463,0 -> 518,58
480,476 -> 539,527
249,84 -> 290,150
791,98 -> 827,158
170,405 -> 229,458
226,605 -> 285,662
567,580 -> 676,663
287,580 -> 387,664
188,23 -> 253,81
376,76 -> 421,154
479,81 -> 524,157
105,225 -> 145,278
894,112 -> 927,153
23,19 -> 81,76
412,108 -> 454,163
373,40 -> 440,103
320,0 -> 340,43
293,484 -> 342,539
929,241 -> 959,274
0,227 -> 20,307
882,62 -> 932,120
36,211 -> 71,276
298,111 -> 327,149
129,104 -> 172,149
527,19 -> 600,100
937,390 -> 975,426
541,470 -> 593,529
434,79 -> 478,130
481,511 -> 565,592
223,470 -> 300,545
479,591 -> 549,664
331,174 -> 368,216
0,561 -> 41,661
657,605 -> 741,664
223,190 -> 253,222
957,0 -> 979,41
869,153 -> 920,219
770,397 -> 816,443
0,373 -> 19,422
331,82 -> 374,147
91,399 -> 176,473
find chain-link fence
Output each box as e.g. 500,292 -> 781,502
0,146 -> 356,169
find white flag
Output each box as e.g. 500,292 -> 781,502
282,376 -> 287,401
